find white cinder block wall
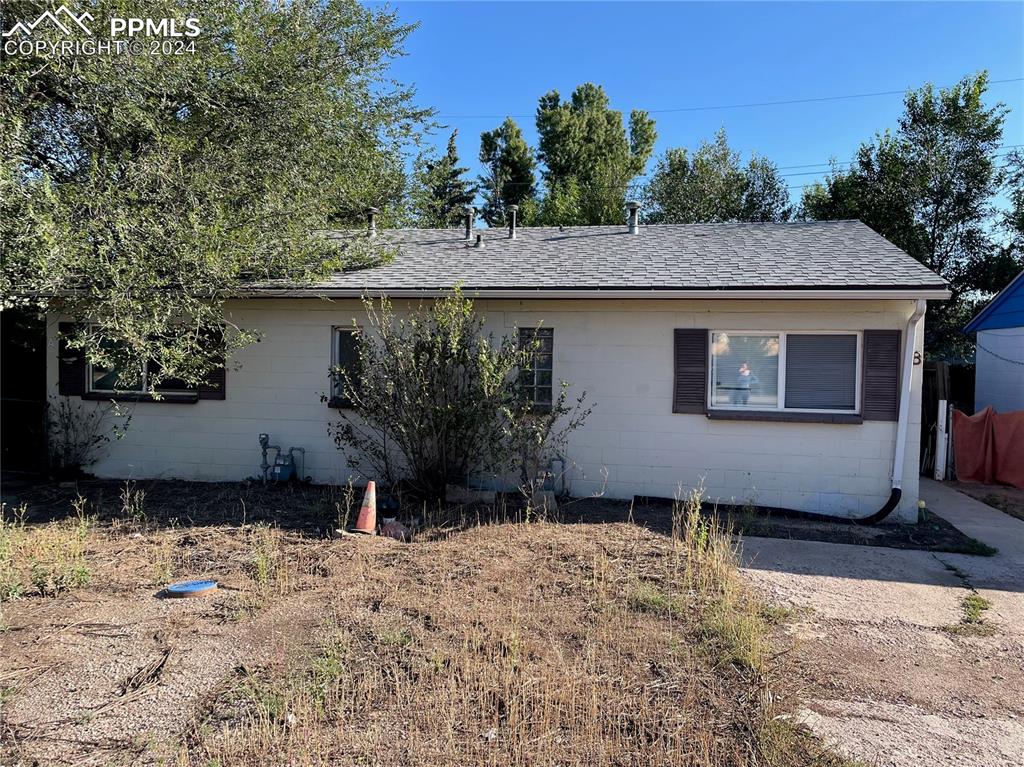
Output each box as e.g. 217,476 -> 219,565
974,327 -> 1024,414
47,297 -> 924,523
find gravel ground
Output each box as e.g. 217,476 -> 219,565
740,483 -> 1024,767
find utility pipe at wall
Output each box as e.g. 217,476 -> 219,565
857,298 -> 928,525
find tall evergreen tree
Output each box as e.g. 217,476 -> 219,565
800,72 -> 1010,360
411,130 -> 478,228
534,83 -> 656,225
478,118 -> 538,227
644,130 -> 791,224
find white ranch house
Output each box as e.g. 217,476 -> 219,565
49,216 -> 949,523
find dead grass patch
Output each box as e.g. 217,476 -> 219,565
1,480 -> 849,766
180,489 -> 843,767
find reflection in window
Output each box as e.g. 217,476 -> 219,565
331,327 -> 360,407
89,337 -> 144,392
710,333 -> 779,409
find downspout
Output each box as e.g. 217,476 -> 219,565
856,299 -> 927,525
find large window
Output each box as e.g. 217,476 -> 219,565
330,327 -> 360,407
87,337 -> 193,395
519,327 -> 554,411
710,331 -> 859,413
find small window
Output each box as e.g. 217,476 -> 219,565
711,333 -> 779,408
519,327 -> 554,411
709,331 -> 859,413
331,327 -> 360,407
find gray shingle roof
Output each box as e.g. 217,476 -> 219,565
300,220 -> 947,294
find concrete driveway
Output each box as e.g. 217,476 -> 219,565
740,479 -> 1024,767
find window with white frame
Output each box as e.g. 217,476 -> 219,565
519,327 -> 554,411
709,331 -> 859,412
331,326 -> 360,407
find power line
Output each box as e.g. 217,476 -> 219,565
479,156 -> 1019,190
776,145 -> 1023,171
435,77 -> 1024,120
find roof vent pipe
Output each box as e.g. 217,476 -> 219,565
626,201 -> 641,235
464,206 -> 475,239
507,204 -> 518,239
474,233 -> 484,248
365,206 -> 379,238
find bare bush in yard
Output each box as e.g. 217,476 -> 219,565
327,287 -> 589,502
46,395 -> 132,479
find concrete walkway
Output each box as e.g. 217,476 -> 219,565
740,481 -> 1024,767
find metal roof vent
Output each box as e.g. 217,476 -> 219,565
464,206 -> 475,240
365,206 -> 379,238
507,204 -> 518,240
474,233 -> 485,248
626,201 -> 641,235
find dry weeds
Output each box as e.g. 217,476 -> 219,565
0,481 -> 848,767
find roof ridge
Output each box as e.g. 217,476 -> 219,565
344,219 -> 867,235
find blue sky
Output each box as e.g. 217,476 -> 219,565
375,0 -> 1023,207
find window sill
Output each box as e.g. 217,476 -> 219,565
82,392 -> 199,404
707,409 -> 863,425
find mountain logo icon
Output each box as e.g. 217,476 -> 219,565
3,6 -> 94,37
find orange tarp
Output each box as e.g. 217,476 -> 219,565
953,407 -> 1024,489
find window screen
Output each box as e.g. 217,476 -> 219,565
784,334 -> 857,410
519,327 -> 554,411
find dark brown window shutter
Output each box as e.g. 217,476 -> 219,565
198,362 -> 226,400
57,322 -> 86,396
198,328 -> 226,400
673,329 -> 708,414
862,329 -> 901,421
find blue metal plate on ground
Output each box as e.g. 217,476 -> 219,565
166,579 -> 217,597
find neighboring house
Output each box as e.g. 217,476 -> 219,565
48,215 -> 949,523
964,270 -> 1024,414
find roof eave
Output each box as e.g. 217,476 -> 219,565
236,286 -> 952,300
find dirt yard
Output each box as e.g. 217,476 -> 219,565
949,480 -> 1024,522
0,479 -> 843,767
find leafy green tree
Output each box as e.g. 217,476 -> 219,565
742,155 -> 794,223
1000,149 -> 1024,253
0,0 -> 425,388
644,130 -> 791,224
535,83 -> 656,225
478,118 -> 538,227
800,72 -> 1010,360
410,130 -> 478,228
971,149 -> 1024,298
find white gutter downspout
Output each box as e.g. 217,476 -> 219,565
859,298 -> 927,525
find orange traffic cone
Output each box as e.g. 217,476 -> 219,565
353,481 -> 377,534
